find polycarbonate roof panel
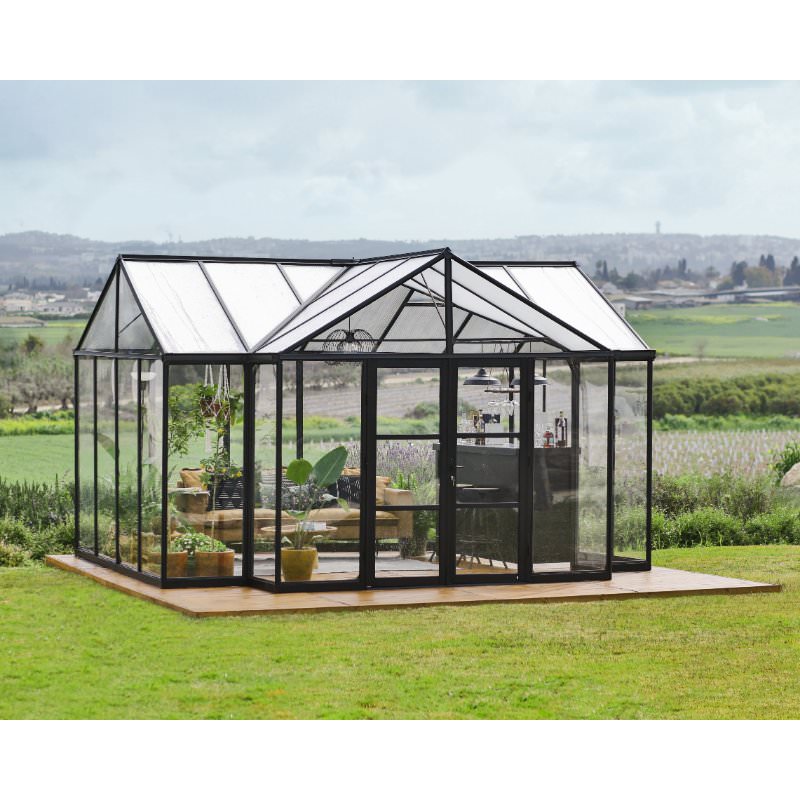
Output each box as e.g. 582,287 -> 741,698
203,261 -> 300,349
506,266 -> 647,351
123,260 -> 245,353
281,264 -> 341,301
475,266 -> 520,293
449,261 -> 599,350
260,254 -> 442,353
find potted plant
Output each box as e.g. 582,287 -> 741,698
281,446 -> 349,582
387,471 -> 415,557
172,530 -> 234,578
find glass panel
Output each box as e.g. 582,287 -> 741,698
577,362 -> 609,570
532,360 -> 577,573
375,510 -> 439,578
253,364 -> 278,582
455,439 -> 518,504
457,366 -> 518,436
376,367 -> 439,435
117,360 -> 139,569
376,440 -> 439,506
203,261 -> 300,349
167,364 -> 245,579
117,271 -> 157,351
140,361 -> 163,577
262,255 -> 440,352
381,302 -> 446,343
455,507 -> 518,575
279,360 -> 362,584
475,266 -> 521,293
281,264 -> 341,301
308,285 -> 410,352
507,266 -> 646,351
124,260 -> 244,353
96,359 -> 116,560
614,362 -> 648,563
77,358 -> 95,551
82,272 -> 117,350
449,261 -> 598,351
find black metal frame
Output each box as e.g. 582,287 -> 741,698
73,248 -> 655,592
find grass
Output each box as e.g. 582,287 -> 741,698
628,302 -> 800,359
0,546 -> 798,719
0,433 -> 74,482
0,319 -> 85,347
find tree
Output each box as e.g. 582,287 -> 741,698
677,258 -> 688,277
785,256 -> 800,286
731,260 -> 748,286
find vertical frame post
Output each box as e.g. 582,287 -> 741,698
570,360 -> 580,570
242,361 -> 256,582
93,358 -> 98,556
73,355 -> 80,553
441,358 -> 455,585
646,358 -> 653,568
296,361 -> 304,459
160,362 -> 169,585
274,360 -> 283,589
114,359 -> 120,564
361,361 -> 374,587
606,360 -> 616,576
518,359 -> 533,581
444,251 -> 453,354
137,360 -> 143,572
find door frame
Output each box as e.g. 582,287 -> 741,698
365,358 -> 446,587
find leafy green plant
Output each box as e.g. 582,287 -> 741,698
0,541 -> 31,567
771,440 -> 800,484
282,446 -> 349,550
171,531 -> 226,555
669,508 -> 742,548
743,509 -> 800,545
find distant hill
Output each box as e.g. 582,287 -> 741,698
1,230 -> 799,285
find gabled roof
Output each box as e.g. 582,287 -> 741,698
76,249 -> 650,356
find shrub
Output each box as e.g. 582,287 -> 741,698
0,542 -> 31,567
0,516 -> 32,549
743,509 -> 800,545
771,440 -> 800,483
650,509 -> 671,549
653,472 -> 775,520
669,508 -> 742,548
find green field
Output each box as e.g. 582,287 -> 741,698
0,433 -> 74,482
0,546 -> 797,719
0,319 -> 85,348
628,302 -> 800,359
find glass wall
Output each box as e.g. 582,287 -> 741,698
166,364 -> 245,579
96,359 -> 116,560
614,361 -> 648,564
374,366 -> 441,580
278,360 -> 362,584
253,363 -> 278,582
117,360 -> 138,569
77,358 -> 95,552
455,364 -> 519,577
576,362 -> 610,571
140,361 -> 163,576
531,359 -> 576,573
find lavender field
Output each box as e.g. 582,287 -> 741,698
653,429 -> 797,477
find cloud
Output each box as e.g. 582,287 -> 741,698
0,80 -> 798,241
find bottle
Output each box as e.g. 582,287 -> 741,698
544,425 -> 554,449
555,410 -> 568,447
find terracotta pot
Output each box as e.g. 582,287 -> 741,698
166,550 -> 188,578
281,547 -> 317,582
194,549 -> 235,577
383,487 -> 414,540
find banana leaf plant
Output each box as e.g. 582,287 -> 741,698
282,446 -> 349,550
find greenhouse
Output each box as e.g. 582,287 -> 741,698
73,247 -> 653,592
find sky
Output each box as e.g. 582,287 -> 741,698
1,80 -> 798,243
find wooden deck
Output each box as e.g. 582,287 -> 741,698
46,554 -> 780,618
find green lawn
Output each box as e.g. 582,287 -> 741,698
1,546 -> 798,719
0,319 -> 85,347
628,302 -> 800,358
0,433 -> 74,483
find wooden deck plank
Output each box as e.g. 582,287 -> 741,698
45,555 -> 780,617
